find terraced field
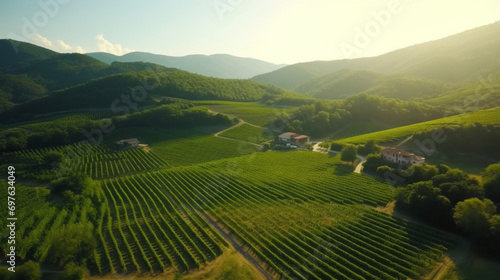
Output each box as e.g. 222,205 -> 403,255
0,145 -> 459,279
90,151 -> 457,278
2,143 -> 167,180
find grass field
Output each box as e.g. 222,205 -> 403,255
219,123 -> 273,144
194,101 -> 294,127
337,107 -> 500,144
330,120 -> 394,140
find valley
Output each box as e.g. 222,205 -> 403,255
1,15 -> 500,280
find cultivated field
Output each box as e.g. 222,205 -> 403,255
0,152 -> 458,279
193,101 -> 294,127
337,107 -> 500,144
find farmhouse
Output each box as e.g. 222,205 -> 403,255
116,138 -> 140,148
382,148 -> 425,166
278,132 -> 310,144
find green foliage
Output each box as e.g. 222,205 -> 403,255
0,113 -> 104,152
59,262 -> 84,280
47,222 -> 96,267
0,38 -> 178,111
51,173 -> 91,195
330,141 -> 345,151
116,104 -> 233,129
283,94 -> 447,137
482,163 -> 500,202
340,144 -> 357,162
376,165 -> 394,177
43,151 -> 65,168
414,123 -> 500,156
363,153 -> 387,173
10,261 -> 41,280
453,198 -> 497,240
356,140 -> 380,156
1,65 -> 302,121
396,181 -> 452,225
404,164 -> 438,184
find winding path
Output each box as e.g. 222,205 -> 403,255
354,155 -> 366,174
200,212 -> 274,280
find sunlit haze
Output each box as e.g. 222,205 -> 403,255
1,0 -> 499,64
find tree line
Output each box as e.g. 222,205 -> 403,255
275,94 -> 452,137
0,102 -> 234,153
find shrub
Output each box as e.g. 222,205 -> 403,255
340,144 -> 357,162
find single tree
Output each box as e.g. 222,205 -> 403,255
483,163 -> 500,202
341,144 -> 357,162
43,151 -> 65,168
13,261 -> 41,280
453,198 -> 496,239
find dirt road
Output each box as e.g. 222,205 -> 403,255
200,212 -> 274,280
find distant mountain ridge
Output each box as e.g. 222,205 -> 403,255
252,22 -> 500,90
86,51 -> 286,79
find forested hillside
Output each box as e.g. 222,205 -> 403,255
277,94 -> 451,137
252,22 -> 500,89
0,69 -> 307,122
294,69 -> 452,101
0,39 -> 177,111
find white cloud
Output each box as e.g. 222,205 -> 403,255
56,40 -> 72,50
33,34 -> 52,47
95,34 -> 133,56
55,39 -> 85,53
74,46 -> 84,53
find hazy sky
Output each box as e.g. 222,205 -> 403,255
1,0 -> 499,64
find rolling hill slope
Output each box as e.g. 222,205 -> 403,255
0,69 -> 307,122
0,39 -> 177,111
252,22 -> 500,89
336,107 -> 500,144
294,69 -> 452,100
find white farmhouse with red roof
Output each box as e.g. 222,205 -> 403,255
382,148 -> 425,166
278,132 -> 310,144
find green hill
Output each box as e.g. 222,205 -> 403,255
0,69 -> 306,122
295,69 -> 381,97
426,74 -> 500,109
336,107 -> 500,144
252,22 -> 500,89
0,39 -> 58,72
0,40 -> 178,111
294,69 -> 452,100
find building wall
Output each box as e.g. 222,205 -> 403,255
279,135 -> 291,142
